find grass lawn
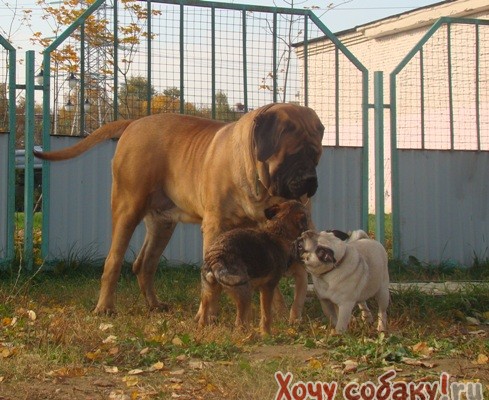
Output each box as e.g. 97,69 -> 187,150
0,262 -> 488,399
2,213 -> 488,398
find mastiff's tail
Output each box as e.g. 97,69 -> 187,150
33,119 -> 134,161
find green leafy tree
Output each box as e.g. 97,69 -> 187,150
15,98 -> 43,147
28,0 -> 161,134
215,91 -> 239,122
163,87 -> 181,100
119,76 -> 157,119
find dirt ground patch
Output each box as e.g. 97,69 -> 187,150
1,343 -> 488,400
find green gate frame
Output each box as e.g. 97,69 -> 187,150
390,17 -> 489,260
21,0 -> 370,264
0,35 -> 16,266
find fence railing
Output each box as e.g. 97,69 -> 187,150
0,35 -> 16,266
2,1 -> 487,268
25,0 -> 369,265
390,17 -> 489,264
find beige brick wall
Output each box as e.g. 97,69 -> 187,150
299,0 -> 489,212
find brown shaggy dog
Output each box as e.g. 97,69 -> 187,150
198,200 -> 310,335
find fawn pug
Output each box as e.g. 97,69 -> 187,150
296,229 -> 389,333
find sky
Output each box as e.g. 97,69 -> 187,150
221,0 -> 445,32
0,0 -> 444,51
0,0 -> 445,96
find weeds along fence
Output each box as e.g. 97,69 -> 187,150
0,1 -> 488,268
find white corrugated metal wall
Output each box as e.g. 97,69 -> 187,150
311,147 -> 364,233
391,18 -> 489,266
46,137 -> 364,265
397,151 -> 489,265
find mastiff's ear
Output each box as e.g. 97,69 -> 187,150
264,203 -> 281,220
253,113 -> 281,162
315,246 -> 336,264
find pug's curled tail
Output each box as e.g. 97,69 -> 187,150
348,229 -> 369,242
203,262 -> 249,287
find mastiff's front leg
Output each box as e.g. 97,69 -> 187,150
195,216 -> 227,322
286,262 -> 308,323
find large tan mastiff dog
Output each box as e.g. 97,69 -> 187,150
35,103 -> 324,321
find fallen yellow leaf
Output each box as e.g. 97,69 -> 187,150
170,369 -> 185,376
104,366 -> 119,374
401,357 -> 436,368
99,323 -> 114,331
103,335 -> 118,344
308,358 -> 323,370
127,369 -> 144,375
1,347 -> 16,358
48,367 -> 87,377
411,342 -> 434,357
476,354 -> 488,365
109,390 -> 130,400
205,383 -> 218,392
122,375 -> 139,387
170,383 -> 183,391
343,359 -> 358,373
85,349 -> 102,361
27,310 -> 37,321
148,361 -> 165,372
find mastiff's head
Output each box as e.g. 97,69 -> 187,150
252,103 -> 324,199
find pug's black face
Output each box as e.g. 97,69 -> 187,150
294,230 -> 317,261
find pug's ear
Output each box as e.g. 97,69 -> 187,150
264,204 -> 280,220
254,113 -> 280,162
315,246 -> 336,264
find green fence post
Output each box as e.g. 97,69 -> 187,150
41,0 -> 106,260
0,36 -> 17,263
24,50 -> 36,269
242,9 -> 248,112
40,53 -> 50,260
389,72 -> 400,260
147,0 -> 152,116
374,71 -> 385,245
179,4 -> 184,114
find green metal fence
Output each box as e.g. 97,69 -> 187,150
0,35 -> 16,266
390,17 -> 489,263
36,0 -> 369,134
22,0 -> 369,264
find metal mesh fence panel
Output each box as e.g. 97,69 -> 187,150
395,21 -> 489,151
45,0 -> 365,150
